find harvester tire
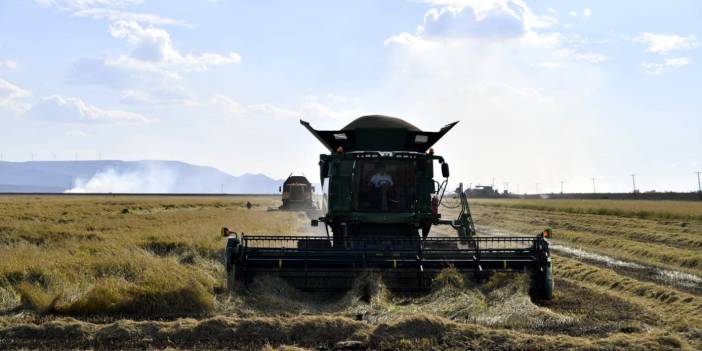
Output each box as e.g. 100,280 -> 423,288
531,262 -> 553,301
227,268 -> 236,291
542,263 -> 553,300
224,236 -> 240,291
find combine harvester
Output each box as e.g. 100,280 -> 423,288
223,116 -> 553,299
278,174 -> 316,210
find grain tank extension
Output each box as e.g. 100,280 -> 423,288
223,115 -> 553,299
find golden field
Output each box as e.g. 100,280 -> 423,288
0,195 -> 700,350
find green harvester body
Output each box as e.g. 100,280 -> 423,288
223,115 -> 553,299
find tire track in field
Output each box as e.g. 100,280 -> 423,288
476,225 -> 702,295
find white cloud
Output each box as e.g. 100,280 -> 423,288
640,57 -> 690,75
379,0 -> 607,188
0,78 -> 30,99
384,32 -> 436,48
414,0 -> 553,40
212,94 -> 366,122
68,20 -> 240,106
27,95 -> 153,123
35,0 -> 185,27
35,0 -> 143,8
119,86 -> 196,106
68,56 -> 181,87
568,8 -> 592,18
387,5 -> 606,69
109,20 -> 241,70
636,33 -> 699,54
300,95 -> 367,121
0,78 -> 32,114
72,8 -> 187,26
213,95 -> 297,120
0,60 -> 18,70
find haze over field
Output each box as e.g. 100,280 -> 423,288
0,0 -> 700,193
0,160 -> 283,193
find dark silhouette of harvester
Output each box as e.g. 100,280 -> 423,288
278,175 -> 316,210
223,115 -> 553,299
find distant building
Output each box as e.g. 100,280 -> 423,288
466,185 -> 502,198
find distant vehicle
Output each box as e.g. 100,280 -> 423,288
278,175 -> 316,210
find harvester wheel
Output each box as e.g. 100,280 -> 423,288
227,268 -> 236,291
224,236 -> 240,291
531,261 -> 553,301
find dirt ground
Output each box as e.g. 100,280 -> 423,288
0,195 -> 700,350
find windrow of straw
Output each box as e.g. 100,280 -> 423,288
0,314 -> 691,350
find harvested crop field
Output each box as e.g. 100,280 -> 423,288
0,195 -> 701,350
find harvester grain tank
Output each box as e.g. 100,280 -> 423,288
278,174 -> 316,210
223,115 -> 553,299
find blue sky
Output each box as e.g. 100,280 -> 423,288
0,0 -> 700,193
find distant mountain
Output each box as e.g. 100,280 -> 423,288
0,160 -> 284,193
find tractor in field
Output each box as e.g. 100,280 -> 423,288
278,175 -> 316,210
223,115 -> 553,299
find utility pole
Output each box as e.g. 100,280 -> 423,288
696,171 -> 702,201
491,178 -> 495,188
503,182 -> 509,194
591,177 -> 597,194
631,174 -> 637,199
560,180 -> 564,195
221,184 -> 224,194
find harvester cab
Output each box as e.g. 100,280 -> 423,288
223,115 -> 553,300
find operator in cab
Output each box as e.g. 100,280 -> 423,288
369,163 -> 393,210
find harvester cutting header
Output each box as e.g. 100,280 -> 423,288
224,115 -> 553,299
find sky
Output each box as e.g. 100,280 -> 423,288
0,0 -> 700,193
